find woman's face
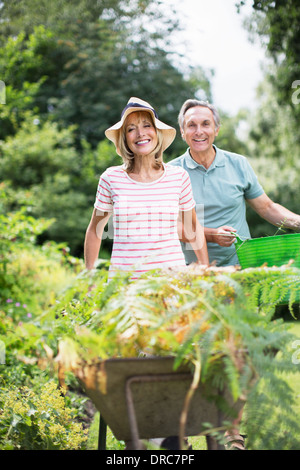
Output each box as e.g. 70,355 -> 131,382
125,111 -> 158,157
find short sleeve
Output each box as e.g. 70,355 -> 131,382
243,159 -> 264,200
179,169 -> 196,211
94,172 -> 113,212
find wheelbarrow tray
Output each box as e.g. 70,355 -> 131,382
77,356 -> 242,442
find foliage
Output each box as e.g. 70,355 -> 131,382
242,77 -> 300,238
0,115 -> 78,188
87,412 -> 125,450
40,265 -> 300,449
1,194 -> 299,450
0,1 -> 255,258
237,1 -> 300,245
236,1 -> 300,240
0,193 -> 90,450
0,4 -> 211,152
0,381 -> 88,450
0,0 -> 161,40
0,185 -> 81,385
215,108 -> 251,157
0,116 -> 108,255
0,17 -> 212,255
251,0 -> 300,113
238,1 -> 300,145
235,264 -> 300,310
0,184 -> 81,310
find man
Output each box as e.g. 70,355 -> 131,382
170,99 -> 300,267
169,99 -> 300,450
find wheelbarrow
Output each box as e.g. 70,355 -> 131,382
76,356 -> 243,450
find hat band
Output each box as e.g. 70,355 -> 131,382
121,102 -> 158,119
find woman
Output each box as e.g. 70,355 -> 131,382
84,97 -> 208,279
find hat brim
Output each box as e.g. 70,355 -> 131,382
105,103 -> 176,155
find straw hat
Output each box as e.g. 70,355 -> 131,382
105,97 -> 176,156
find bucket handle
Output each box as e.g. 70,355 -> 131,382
231,232 -> 250,248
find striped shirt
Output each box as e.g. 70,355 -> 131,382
94,163 -> 195,279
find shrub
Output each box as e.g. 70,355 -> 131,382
0,381 -> 88,449
0,183 -> 82,313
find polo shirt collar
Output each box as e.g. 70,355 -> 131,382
185,145 -> 225,170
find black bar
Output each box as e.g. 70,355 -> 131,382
98,414 -> 107,450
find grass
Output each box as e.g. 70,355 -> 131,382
87,414 -> 207,450
86,321 -> 300,450
87,413 -> 125,450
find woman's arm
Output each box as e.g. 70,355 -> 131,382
84,209 -> 112,269
178,208 -> 209,265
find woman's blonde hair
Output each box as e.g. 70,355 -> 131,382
117,111 -> 164,172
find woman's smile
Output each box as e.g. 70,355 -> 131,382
136,138 -> 151,145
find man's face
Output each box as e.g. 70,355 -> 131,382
181,106 -> 219,155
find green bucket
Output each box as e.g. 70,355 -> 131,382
235,233 -> 300,270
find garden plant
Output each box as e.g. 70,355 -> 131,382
1,183 -> 300,450
47,264 -> 300,450
1,0 -> 300,452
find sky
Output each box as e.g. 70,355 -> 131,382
172,0 -> 267,115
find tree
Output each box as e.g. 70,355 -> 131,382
235,1 -> 300,237
238,0 -> 300,134
0,115 -> 101,255
241,76 -> 300,238
0,0 -> 212,152
0,0 -> 214,255
0,0 -> 154,40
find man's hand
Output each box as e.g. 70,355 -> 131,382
205,226 -> 237,247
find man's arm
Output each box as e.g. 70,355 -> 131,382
201,192 -> 300,248
247,193 -> 300,232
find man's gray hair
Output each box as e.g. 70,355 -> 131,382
178,99 -> 221,130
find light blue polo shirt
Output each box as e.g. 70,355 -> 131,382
169,146 -> 264,266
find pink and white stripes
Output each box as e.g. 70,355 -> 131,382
94,164 -> 195,279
